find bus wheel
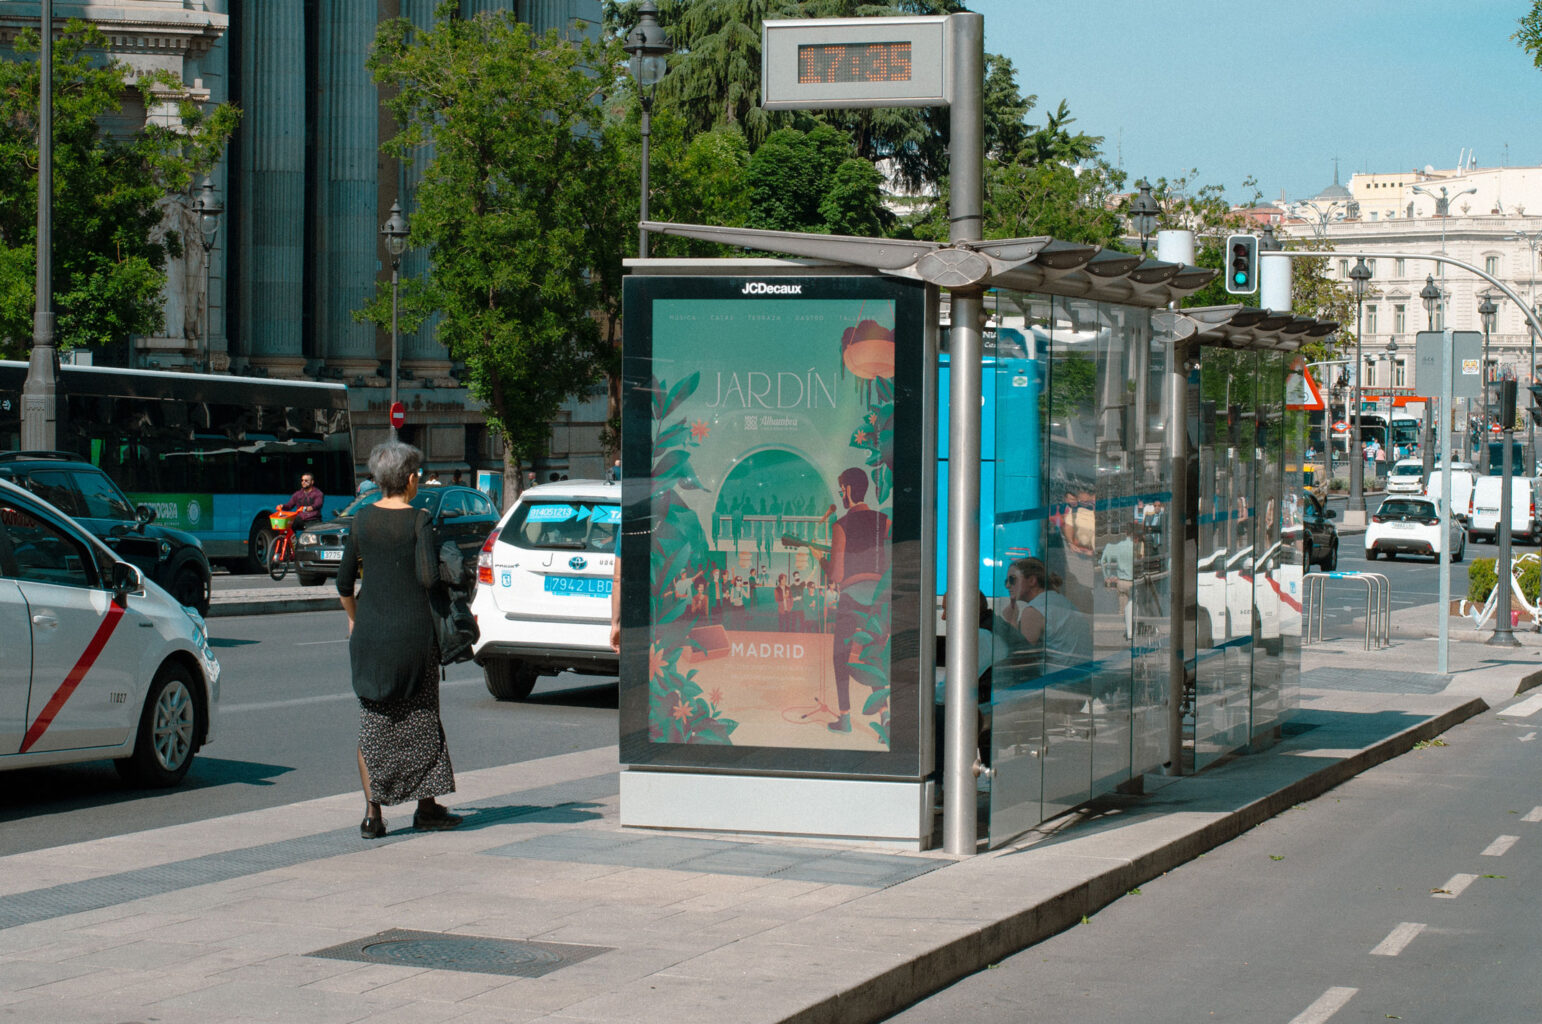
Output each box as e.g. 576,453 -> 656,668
247,522 -> 275,575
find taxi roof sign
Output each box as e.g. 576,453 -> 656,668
762,16 -> 952,110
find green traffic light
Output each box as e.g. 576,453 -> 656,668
1234,271 -> 1247,285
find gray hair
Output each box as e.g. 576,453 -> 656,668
368,440 -> 422,497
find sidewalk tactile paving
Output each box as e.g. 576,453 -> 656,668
482,829 -> 943,888
307,928 -> 610,979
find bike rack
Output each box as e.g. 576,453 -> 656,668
1303,571 -> 1391,649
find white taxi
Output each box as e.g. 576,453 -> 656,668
1365,495 -> 1466,564
470,479 -> 618,700
0,478 -> 220,786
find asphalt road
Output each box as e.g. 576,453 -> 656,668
0,606 -> 620,857
886,690 -> 1542,1024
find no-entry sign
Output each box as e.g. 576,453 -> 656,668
389,401 -> 405,429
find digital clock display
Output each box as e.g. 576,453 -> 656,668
797,41 -> 913,85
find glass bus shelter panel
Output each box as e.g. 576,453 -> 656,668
1039,296 -> 1098,819
1248,352 -> 1283,739
1130,322 -> 1172,779
1277,404 -> 1307,718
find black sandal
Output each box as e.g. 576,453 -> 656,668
360,816 -> 387,839
412,804 -> 463,830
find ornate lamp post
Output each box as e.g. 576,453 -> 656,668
623,1 -> 672,258
1348,256 -> 1373,514
21,0 -> 56,450
1479,292 -> 1499,472
1420,275 -> 1443,475
1128,180 -> 1159,254
191,178 -> 222,373
380,200 -> 409,440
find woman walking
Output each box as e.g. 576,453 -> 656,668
338,440 -> 461,839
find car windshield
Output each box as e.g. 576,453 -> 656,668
1379,500 -> 1434,517
1391,464 -> 1423,477
506,500 -> 619,552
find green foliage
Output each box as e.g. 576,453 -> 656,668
366,3 -> 626,474
1469,557 -> 1497,603
0,20 -> 237,356
1516,2 -> 1542,68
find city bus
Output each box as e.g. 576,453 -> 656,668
0,361 -> 354,571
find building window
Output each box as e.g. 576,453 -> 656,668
1367,259 -> 1376,277
1339,259 -> 1350,277
1395,258 -> 1406,277
1370,211 -> 1378,222
1364,362 -> 1377,387
1393,304 -> 1406,333
1486,255 -> 1500,277
1394,359 -> 1406,387
1365,304 -> 1378,334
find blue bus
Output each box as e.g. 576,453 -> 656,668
0,362 -> 354,572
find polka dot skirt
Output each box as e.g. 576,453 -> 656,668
358,661 -> 455,807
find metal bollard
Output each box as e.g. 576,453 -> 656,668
1303,570 -> 1392,650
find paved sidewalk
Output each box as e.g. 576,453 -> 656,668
2,656 -> 1531,1024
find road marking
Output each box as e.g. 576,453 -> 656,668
1288,987 -> 1358,1024
1498,692 -> 1542,718
1523,807 -> 1542,823
295,639 -> 348,646
1482,835 -> 1519,857
1432,873 -> 1478,898
1370,922 -> 1425,956
1521,732 -> 1537,742
222,675 -> 486,713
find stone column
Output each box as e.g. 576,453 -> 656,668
398,0 -> 451,378
317,0 -> 380,377
239,0 -> 307,376
201,0 -> 231,372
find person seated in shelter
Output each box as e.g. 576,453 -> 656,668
1004,556 -> 1093,671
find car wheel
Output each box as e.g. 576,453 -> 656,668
297,571 -> 326,587
115,664 -> 202,788
1365,547 -> 1378,561
168,561 -> 211,616
483,658 -> 539,701
1323,540 -> 1338,571
1453,536 -> 1466,563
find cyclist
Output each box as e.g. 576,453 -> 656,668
283,473 -> 325,526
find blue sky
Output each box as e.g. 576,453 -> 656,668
968,0 -> 1542,204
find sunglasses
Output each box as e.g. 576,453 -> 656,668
1005,573 -> 1021,584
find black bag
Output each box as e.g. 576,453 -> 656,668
429,538 -> 479,665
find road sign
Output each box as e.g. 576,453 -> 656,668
389,401 -> 405,429
1414,331 -> 1483,401
762,16 -> 951,109
1285,365 -> 1325,410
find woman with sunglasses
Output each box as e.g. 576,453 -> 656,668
1004,557 -> 1092,669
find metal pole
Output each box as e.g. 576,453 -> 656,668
1491,419 -> 1520,646
638,99 -> 651,258
1349,295 -> 1365,513
1166,347 -> 1189,775
1482,322 -> 1491,473
21,0 -> 57,451
202,244 -> 212,373
1438,329 -> 1453,674
389,261 -> 400,442
941,10 -> 983,857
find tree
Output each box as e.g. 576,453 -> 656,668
366,3 -> 628,494
0,20 -> 238,357
1516,2 -> 1542,68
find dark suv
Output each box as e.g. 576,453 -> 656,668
0,452 -> 212,615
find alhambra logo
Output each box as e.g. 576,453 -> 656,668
741,281 -> 803,295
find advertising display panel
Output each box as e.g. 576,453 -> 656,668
620,275 -> 928,778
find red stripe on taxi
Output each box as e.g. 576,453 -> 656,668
19,603 -> 126,754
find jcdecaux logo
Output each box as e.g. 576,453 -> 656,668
741,281 -> 803,295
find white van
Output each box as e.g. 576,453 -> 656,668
1468,474 -> 1540,544
1425,465 -> 1476,524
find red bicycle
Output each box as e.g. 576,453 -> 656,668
267,506 -> 299,581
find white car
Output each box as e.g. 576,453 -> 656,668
1384,459 -> 1424,495
470,479 -> 619,700
0,478 -> 220,786
1365,496 -> 1466,563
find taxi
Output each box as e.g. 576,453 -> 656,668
0,478 -> 220,786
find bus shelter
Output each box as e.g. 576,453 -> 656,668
618,253 -> 1335,850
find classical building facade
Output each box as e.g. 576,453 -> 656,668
4,0 -> 607,487
1282,165 -> 1542,393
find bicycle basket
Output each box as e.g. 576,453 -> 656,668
269,512 -> 296,530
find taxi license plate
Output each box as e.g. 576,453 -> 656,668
545,575 -> 611,597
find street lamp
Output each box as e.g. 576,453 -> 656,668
1479,292 -> 1499,471
1128,180 -> 1159,254
20,0 -> 57,450
191,178 -> 222,374
1420,275 -> 1443,473
1509,229 -> 1542,464
623,0 -> 671,259
1411,183 -> 1477,258
1299,199 -> 1343,241
1348,256 -> 1372,513
380,200 -> 409,441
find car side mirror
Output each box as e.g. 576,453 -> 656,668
136,505 -> 157,525
110,560 -> 144,603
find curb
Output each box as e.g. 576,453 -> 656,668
207,596 -> 337,618
793,695 -> 1490,1024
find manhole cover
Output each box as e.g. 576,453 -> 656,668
308,929 -> 610,978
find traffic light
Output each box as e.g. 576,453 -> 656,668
1529,383 -> 1542,426
1224,234 -> 1258,295
1492,379 -> 1518,428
